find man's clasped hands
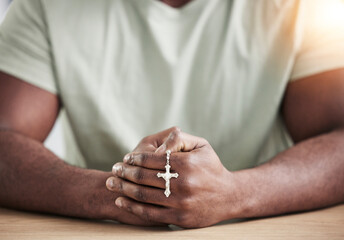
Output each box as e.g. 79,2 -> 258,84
106,127 -> 239,228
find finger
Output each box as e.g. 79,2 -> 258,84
123,152 -> 167,170
113,207 -> 166,227
106,177 -> 176,207
133,126 -> 182,152
155,128 -> 208,154
112,162 -> 165,189
116,197 -> 174,225
132,144 -> 156,153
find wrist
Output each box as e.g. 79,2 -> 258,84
70,169 -> 118,220
228,169 -> 259,219
217,169 -> 239,222
222,169 -> 256,221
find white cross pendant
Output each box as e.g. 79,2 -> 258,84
157,150 -> 179,197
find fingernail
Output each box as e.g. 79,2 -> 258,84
115,198 -> 122,208
106,178 -> 115,188
123,154 -> 131,164
112,163 -> 122,175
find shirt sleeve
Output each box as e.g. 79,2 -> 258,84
290,0 -> 344,81
0,0 -> 57,94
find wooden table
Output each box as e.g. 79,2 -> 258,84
0,205 -> 343,240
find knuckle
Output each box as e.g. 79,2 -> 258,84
117,179 -> 124,192
199,137 -> 209,145
132,153 -> 146,166
134,168 -> 144,182
187,154 -> 199,168
171,126 -> 181,133
181,153 -> 193,167
123,201 -> 132,213
179,198 -> 193,210
141,208 -> 151,221
134,188 -> 146,202
140,136 -> 151,144
170,128 -> 182,140
139,153 -> 148,165
181,177 -> 194,194
176,212 -> 190,227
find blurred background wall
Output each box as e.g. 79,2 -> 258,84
0,0 -> 10,22
0,0 -> 66,158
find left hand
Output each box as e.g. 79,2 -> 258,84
106,127 -> 235,228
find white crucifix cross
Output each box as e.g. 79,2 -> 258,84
157,150 -> 179,197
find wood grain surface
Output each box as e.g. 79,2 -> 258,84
0,205 -> 343,240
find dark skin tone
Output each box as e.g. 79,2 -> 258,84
0,0 -> 344,229
0,72 -> 162,226
1,68 -> 344,228
0,1 -> 195,227
107,69 -> 344,228
106,69 -> 344,228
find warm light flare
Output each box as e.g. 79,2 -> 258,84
317,0 -> 344,29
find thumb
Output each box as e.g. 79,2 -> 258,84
155,128 -> 207,154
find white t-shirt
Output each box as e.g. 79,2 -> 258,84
0,0 -> 343,171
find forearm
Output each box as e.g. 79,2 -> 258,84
0,130 -> 115,219
230,129 -> 344,219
